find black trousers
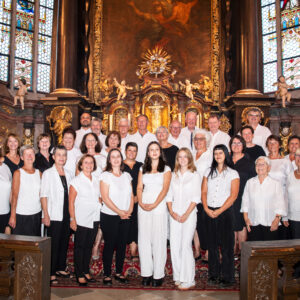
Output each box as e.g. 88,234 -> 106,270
100,212 -> 130,277
196,203 -> 208,250
47,220 -> 70,276
206,206 -> 235,282
0,213 -> 9,233
74,222 -> 99,278
289,220 -> 300,239
128,203 -> 138,244
13,211 -> 41,236
247,225 -> 279,241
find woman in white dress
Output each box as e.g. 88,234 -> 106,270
192,128 -> 212,261
100,148 -> 134,285
69,154 -> 101,286
167,148 -> 201,290
137,141 -> 171,287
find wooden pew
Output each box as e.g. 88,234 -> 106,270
0,234 -> 51,300
241,239 -> 300,300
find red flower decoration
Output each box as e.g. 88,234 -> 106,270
290,59 -> 294,63
21,60 -> 25,64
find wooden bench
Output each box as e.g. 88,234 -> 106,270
0,234 -> 51,300
241,239 -> 300,300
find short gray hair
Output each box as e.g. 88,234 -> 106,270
118,118 -> 130,126
255,156 -> 270,166
91,117 -> 102,124
193,129 -> 211,147
20,145 -> 35,157
155,126 -> 169,136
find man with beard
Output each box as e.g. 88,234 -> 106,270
74,113 -> 92,149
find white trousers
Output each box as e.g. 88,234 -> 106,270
170,210 -> 197,283
138,208 -> 167,279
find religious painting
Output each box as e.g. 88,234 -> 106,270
100,0 -> 211,85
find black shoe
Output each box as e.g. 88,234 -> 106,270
103,277 -> 112,286
76,277 -> 88,286
207,276 -> 219,285
219,279 -> 235,288
114,274 -> 129,284
84,274 -> 96,283
152,278 -> 164,287
142,276 -> 152,286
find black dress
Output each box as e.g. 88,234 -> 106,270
162,145 -> 179,171
34,152 -> 54,173
231,154 -> 256,231
4,156 -> 23,176
245,145 -> 266,162
124,161 -> 143,244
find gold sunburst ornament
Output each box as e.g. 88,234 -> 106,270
139,47 -> 172,78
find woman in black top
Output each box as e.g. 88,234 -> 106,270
34,133 -> 54,173
241,126 -> 266,161
156,126 -> 178,171
3,133 -> 23,175
123,142 -> 143,260
230,135 -> 256,254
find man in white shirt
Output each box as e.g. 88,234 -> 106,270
180,111 -> 199,151
168,120 -> 189,149
75,112 -> 92,148
130,114 -> 157,163
119,118 -> 131,154
208,114 -> 231,151
246,108 -> 271,152
91,117 -> 106,148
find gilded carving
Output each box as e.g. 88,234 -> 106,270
18,255 -> 38,300
1,105 -> 14,115
23,128 -> 35,146
47,106 -> 72,144
279,125 -> 292,155
251,260 -> 274,299
219,114 -> 231,134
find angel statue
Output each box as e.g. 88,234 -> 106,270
13,78 -> 28,110
273,75 -> 293,108
179,79 -> 198,100
113,78 -> 133,101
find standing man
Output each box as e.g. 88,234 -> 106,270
246,108 -> 271,153
130,114 -> 157,163
180,111 -> 199,151
91,117 -> 106,148
119,118 -> 131,155
74,112 -> 92,148
208,114 -> 231,151
168,120 -> 189,149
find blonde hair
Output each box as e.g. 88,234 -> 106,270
174,148 -> 196,174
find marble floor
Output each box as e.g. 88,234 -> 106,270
51,288 -> 239,300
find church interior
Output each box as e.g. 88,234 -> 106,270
0,0 -> 300,299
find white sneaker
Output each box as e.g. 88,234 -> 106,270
174,281 -> 181,286
178,281 -> 195,290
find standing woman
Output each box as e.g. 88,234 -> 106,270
137,141 -> 171,287
41,146 -> 72,284
229,135 -> 256,254
202,144 -> 239,287
123,142 -> 143,260
34,133 -> 54,173
100,131 -> 121,159
167,148 -> 201,290
100,148 -> 134,285
3,133 -> 23,175
8,145 -> 42,236
69,154 -> 101,286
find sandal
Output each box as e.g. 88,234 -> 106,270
103,276 -> 112,286
50,278 -> 58,285
131,255 -> 139,262
56,271 -> 71,278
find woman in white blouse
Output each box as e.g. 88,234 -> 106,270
9,145 -> 42,236
193,129 -> 212,261
100,131 -> 121,158
137,141 -> 171,287
241,156 -> 286,241
167,148 -> 201,290
0,155 -> 12,233
202,144 -> 239,287
69,154 -> 101,286
100,148 -> 134,285
41,146 -> 72,284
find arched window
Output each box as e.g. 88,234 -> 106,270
260,0 -> 300,93
0,0 -> 55,93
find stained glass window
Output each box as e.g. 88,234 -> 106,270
0,0 -> 12,82
37,0 -> 54,93
261,0 -> 300,92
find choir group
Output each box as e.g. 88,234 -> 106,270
0,108 -> 299,290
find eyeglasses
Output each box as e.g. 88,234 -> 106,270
232,142 -> 242,146
248,114 -> 260,118
194,137 -> 206,141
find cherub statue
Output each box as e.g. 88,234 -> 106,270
13,78 -> 27,110
273,75 -> 293,108
113,78 -> 133,101
179,79 -> 198,100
